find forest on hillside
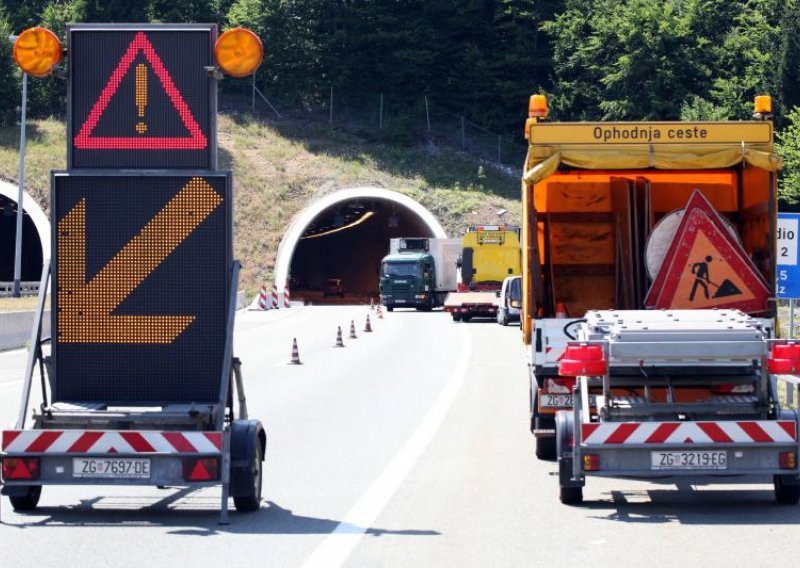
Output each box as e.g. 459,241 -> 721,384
1,0 -> 800,201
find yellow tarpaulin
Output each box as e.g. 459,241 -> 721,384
522,144 -> 781,186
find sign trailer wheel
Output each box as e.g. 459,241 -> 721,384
233,435 -> 263,513
9,486 -> 41,511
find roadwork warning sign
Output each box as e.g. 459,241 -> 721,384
69,25 -> 215,169
645,190 -> 769,313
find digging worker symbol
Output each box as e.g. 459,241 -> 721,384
688,255 -> 742,302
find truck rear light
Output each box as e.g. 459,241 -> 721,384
2,457 -> 40,480
768,343 -> 800,374
780,451 -> 797,470
183,458 -> 219,482
583,454 -> 600,471
544,378 -> 574,394
711,383 -> 755,394
559,344 -> 607,377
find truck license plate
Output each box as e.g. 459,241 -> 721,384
650,451 -> 727,470
73,458 -> 151,479
541,394 -> 597,408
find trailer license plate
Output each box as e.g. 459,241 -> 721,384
650,451 -> 727,470
541,394 -> 597,408
73,458 -> 151,479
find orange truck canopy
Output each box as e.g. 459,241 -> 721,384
521,120 -> 780,344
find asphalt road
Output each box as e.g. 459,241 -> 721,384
0,306 -> 799,567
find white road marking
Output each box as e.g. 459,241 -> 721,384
302,326 -> 471,568
0,348 -> 26,359
0,379 -> 23,388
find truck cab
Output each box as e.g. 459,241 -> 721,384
380,252 -> 436,311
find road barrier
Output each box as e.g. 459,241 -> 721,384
258,283 -> 268,310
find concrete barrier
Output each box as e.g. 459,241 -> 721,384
0,310 -> 51,352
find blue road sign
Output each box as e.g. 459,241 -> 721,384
777,212 -> 800,299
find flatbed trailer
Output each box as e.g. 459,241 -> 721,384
443,290 -> 499,321
555,309 -> 800,505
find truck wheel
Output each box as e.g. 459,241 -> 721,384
386,306 -> 394,312
461,315 -> 472,322
9,486 -> 41,511
774,475 -> 800,505
559,485 -> 583,505
451,313 -> 461,322
233,437 -> 263,513
535,437 -> 556,460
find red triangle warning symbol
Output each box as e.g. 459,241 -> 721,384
644,190 -> 769,314
74,32 -> 207,150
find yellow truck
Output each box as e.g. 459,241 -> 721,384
521,94 -> 783,461
443,225 -> 521,321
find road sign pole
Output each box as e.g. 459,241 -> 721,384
13,72 -> 28,298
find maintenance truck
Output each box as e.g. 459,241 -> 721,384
379,237 -> 460,311
520,93 -> 789,470
444,226 -> 521,322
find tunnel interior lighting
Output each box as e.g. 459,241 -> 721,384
301,211 -> 375,240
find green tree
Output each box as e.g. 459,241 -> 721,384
0,11 -> 20,125
777,107 -> 800,205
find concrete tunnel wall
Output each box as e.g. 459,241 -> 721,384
0,179 -> 51,282
274,188 -> 447,298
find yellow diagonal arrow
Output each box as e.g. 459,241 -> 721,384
58,177 -> 223,344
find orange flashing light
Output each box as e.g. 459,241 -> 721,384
529,94 -> 548,118
13,27 -> 62,77
215,28 -> 263,78
754,95 -> 772,115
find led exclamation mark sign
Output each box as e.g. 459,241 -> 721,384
135,63 -> 148,134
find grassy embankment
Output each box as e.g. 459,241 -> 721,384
0,112 -> 521,306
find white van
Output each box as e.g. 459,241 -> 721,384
497,275 -> 522,325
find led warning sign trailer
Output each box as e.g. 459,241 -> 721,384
68,24 -> 216,169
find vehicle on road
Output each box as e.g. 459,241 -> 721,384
444,226 -> 521,322
497,275 -> 522,326
520,95 -> 799,504
323,277 -> 345,298
379,237 -> 460,311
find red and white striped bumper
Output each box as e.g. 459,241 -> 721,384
2,430 -> 222,455
581,421 -> 797,445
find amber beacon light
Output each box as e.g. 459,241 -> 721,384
529,94 -> 548,118
13,27 -> 62,77
754,95 -> 772,115
214,28 -> 263,77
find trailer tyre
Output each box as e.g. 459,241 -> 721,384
451,313 -> 461,322
233,437 -> 263,513
559,485 -> 583,505
9,486 -> 41,511
774,475 -> 800,505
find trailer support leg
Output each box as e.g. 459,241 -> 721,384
219,427 -> 232,525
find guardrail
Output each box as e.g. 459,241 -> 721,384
0,281 -> 40,297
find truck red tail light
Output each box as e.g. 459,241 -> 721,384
583,454 -> 601,471
780,451 -> 797,470
768,343 -> 800,374
559,344 -> 607,377
2,457 -> 40,480
711,383 -> 755,394
183,458 -> 219,482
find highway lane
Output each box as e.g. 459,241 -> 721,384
0,307 -> 799,567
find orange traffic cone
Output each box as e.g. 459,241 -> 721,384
289,338 -> 302,364
364,314 -> 373,333
334,326 -> 345,348
349,320 -> 358,339
555,302 -> 567,319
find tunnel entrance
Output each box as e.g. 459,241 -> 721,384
276,188 -> 447,305
0,181 -> 50,290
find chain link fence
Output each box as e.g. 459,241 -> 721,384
248,79 -> 527,169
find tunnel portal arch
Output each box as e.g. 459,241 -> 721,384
275,187 -> 447,299
0,180 -> 51,283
